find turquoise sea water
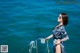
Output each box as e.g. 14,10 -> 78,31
0,0 -> 80,53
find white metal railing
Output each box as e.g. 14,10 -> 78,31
29,38 -> 50,53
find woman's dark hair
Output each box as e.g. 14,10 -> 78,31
61,13 -> 68,26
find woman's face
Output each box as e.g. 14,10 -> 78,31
58,14 -> 63,22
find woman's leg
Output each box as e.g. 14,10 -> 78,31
55,44 -> 61,53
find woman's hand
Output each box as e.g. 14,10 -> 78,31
45,38 -> 49,42
55,39 -> 61,45
45,34 -> 53,41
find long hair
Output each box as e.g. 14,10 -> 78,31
61,13 -> 68,26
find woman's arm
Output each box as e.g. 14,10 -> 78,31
60,29 -> 69,42
60,36 -> 69,42
45,34 -> 53,40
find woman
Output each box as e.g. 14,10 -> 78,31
45,13 -> 69,53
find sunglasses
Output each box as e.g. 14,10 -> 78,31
59,16 -> 61,19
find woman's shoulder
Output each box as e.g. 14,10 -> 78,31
59,25 -> 66,32
53,24 -> 65,30
60,25 -> 65,29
